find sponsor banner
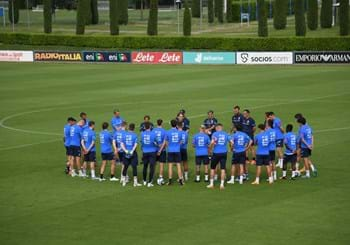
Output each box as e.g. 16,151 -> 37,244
183,52 -> 236,64
294,52 -> 350,64
132,52 -> 182,64
0,50 -> 33,62
34,51 -> 82,62
83,51 -> 131,63
237,52 -> 293,65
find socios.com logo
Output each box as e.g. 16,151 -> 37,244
241,53 -> 249,63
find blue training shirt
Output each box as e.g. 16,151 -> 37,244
299,124 -> 313,149
99,130 -> 113,154
166,128 -> 182,153
266,128 -> 276,151
232,131 -> 251,153
153,127 -> 166,152
179,130 -> 189,150
122,131 -> 138,152
212,131 -> 230,154
111,116 -> 124,131
140,130 -> 157,153
284,132 -> 297,155
113,129 -> 126,152
69,124 -> 82,147
254,131 -> 270,155
273,117 -> 284,140
82,128 -> 96,152
192,132 -> 210,156
64,123 -> 71,147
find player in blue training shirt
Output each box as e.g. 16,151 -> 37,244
81,121 -> 98,179
265,119 -> 277,181
165,120 -> 184,186
111,109 -> 124,132
80,112 -> 90,131
178,123 -> 189,181
242,109 -> 256,167
113,121 -> 127,181
192,125 -> 211,182
121,123 -> 142,187
207,123 -> 230,190
268,112 -> 284,169
139,115 -> 154,132
281,124 -> 298,180
252,124 -> 273,185
227,124 -> 252,185
68,119 -> 84,177
99,122 -> 118,182
63,117 -> 74,174
297,117 -> 317,178
140,122 -> 158,187
153,119 -> 167,185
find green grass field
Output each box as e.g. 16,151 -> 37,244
0,63 -> 350,245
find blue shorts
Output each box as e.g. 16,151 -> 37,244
211,153 -> 227,170
301,148 -> 312,158
84,151 -> 96,162
195,155 -> 209,165
276,139 -> 284,148
180,148 -> 188,161
167,152 -> 181,163
156,151 -> 167,163
269,150 -> 276,162
101,152 -> 114,161
69,146 -> 81,157
256,155 -> 270,166
232,151 -> 246,165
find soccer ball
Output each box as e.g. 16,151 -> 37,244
157,178 -> 165,186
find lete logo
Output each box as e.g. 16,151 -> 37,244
132,52 -> 183,64
241,53 -> 249,63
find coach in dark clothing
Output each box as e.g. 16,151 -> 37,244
203,110 -> 218,138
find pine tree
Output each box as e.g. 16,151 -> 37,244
91,0 -> 99,24
320,0 -> 332,28
192,0 -> 200,18
258,0 -> 268,36
76,0 -> 89,34
226,0 -> 233,22
109,0 -> 119,35
339,0 -> 349,35
208,0 -> 214,23
273,0 -> 287,29
307,0 -> 318,30
43,0 -> 52,33
118,0 -> 128,25
183,0 -> 192,36
217,0 -> 224,23
295,0 -> 306,36
147,0 -> 158,35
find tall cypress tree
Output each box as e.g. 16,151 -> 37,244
226,0 -> 233,22
339,0 -> 349,35
273,0 -> 287,29
183,0 -> 192,36
217,0 -> 224,23
118,0 -> 128,25
8,0 -> 20,24
307,0 -> 318,30
85,0 -> 92,25
258,0 -> 268,36
147,0 -> 158,35
43,0 -> 52,33
208,0 -> 214,23
109,0 -> 119,35
192,0 -> 200,18
215,0 -> 219,17
91,0 -> 99,24
76,0 -> 89,34
295,0 -> 306,36
320,0 -> 332,28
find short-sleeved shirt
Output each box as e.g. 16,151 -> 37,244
177,118 -> 190,131
192,132 -> 210,156
111,116 -> 124,131
64,123 -> 71,147
231,131 -> 251,153
203,118 -> 218,132
166,128 -> 182,153
113,129 -> 126,152
242,117 -> 256,138
82,128 -> 96,152
122,131 -> 138,152
284,132 -> 297,155
100,130 -> 113,153
212,131 -> 230,154
266,128 -> 276,151
299,124 -> 313,149
179,130 -> 189,150
140,130 -> 157,153
69,124 -> 82,147
153,127 -> 166,152
254,131 -> 270,155
273,117 -> 284,140
232,113 -> 244,127
139,122 -> 154,132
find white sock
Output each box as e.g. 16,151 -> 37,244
306,170 -> 310,177
205,174 -> 209,181
196,175 -> 200,181
220,180 -> 224,186
78,170 -> 83,175
231,176 -> 235,181
291,171 -> 295,178
279,158 -> 283,166
210,179 -> 214,185
214,174 -> 218,180
310,164 -> 315,172
296,162 -> 300,170
184,171 -> 188,178
255,177 -> 260,183
273,171 -> 277,180
91,170 -> 95,178
283,170 -> 287,177
239,175 -> 243,184
134,176 -> 138,183
269,176 -> 273,183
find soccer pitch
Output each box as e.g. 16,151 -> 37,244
0,63 -> 350,245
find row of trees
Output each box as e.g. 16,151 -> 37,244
258,0 -> 349,36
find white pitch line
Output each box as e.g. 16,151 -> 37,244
0,139 -> 61,151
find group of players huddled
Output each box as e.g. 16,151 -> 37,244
64,106 -> 317,189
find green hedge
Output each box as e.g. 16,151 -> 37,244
1,33 -> 349,51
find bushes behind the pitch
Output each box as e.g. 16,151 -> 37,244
0,32 -> 350,51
